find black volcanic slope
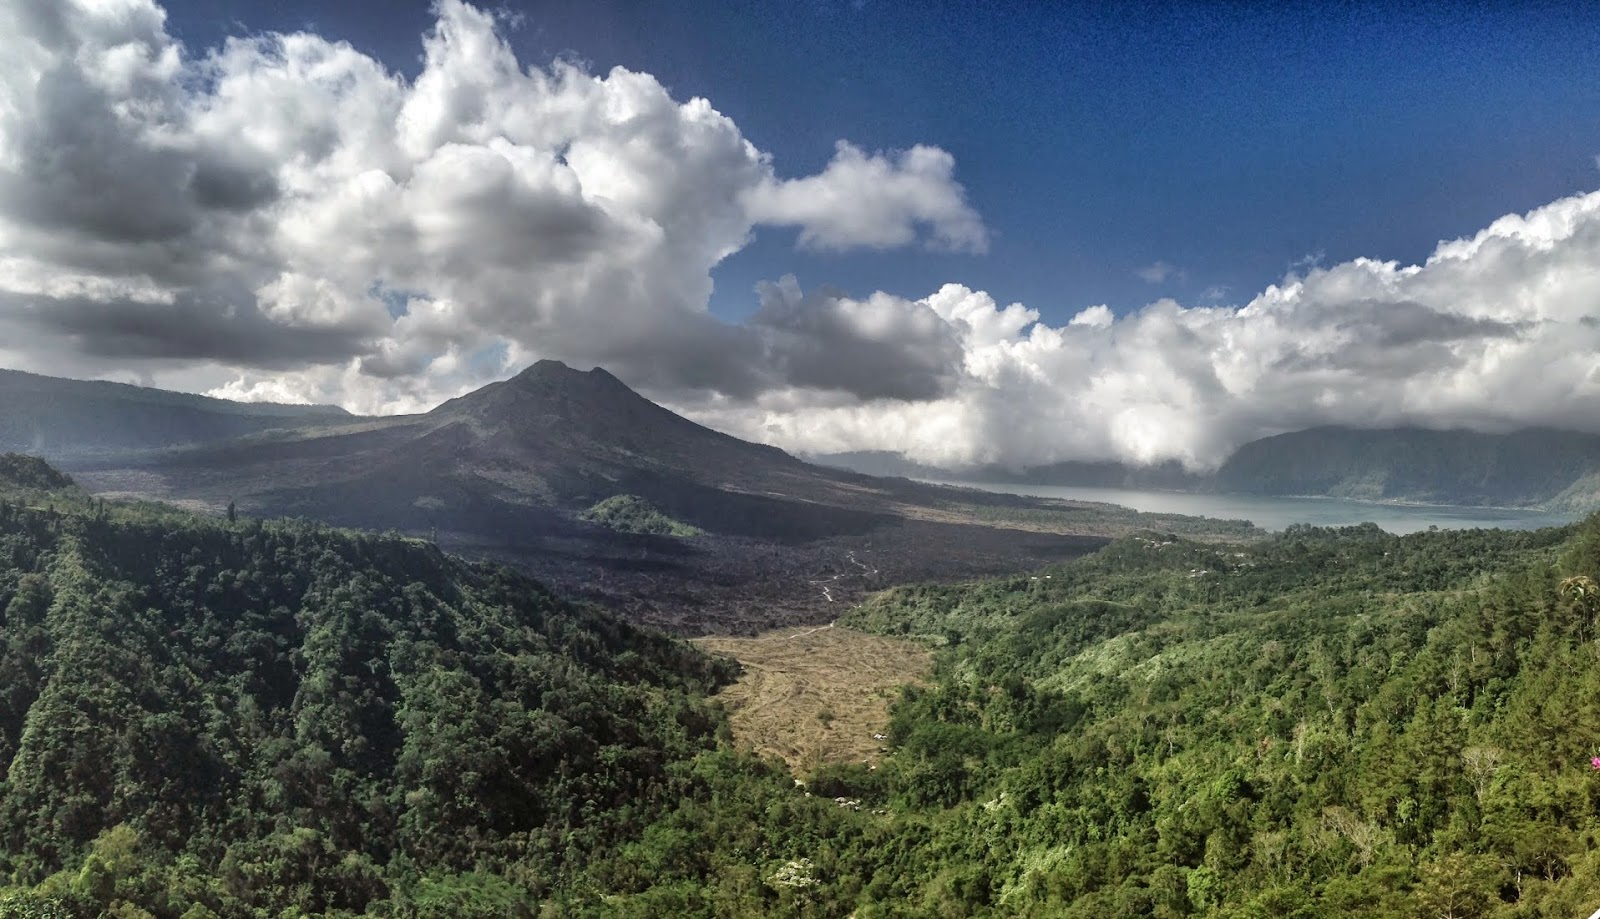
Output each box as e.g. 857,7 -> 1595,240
61,361 -> 1124,632
100,361 -> 891,535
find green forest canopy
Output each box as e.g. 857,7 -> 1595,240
3,455 -> 1600,916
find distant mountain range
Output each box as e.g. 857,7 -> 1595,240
818,426 -> 1600,512
1214,426 -> 1600,509
74,362 -> 1109,544
13,364 -> 1597,523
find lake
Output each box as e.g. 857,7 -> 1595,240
934,481 -> 1581,535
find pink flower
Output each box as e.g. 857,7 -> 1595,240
1590,756 -> 1600,770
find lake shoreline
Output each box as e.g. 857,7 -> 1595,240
922,479 -> 1582,536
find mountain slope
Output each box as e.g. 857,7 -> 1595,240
768,518 -> 1600,916
430,361 -> 804,485
1215,426 -> 1600,509
579,516 -> 1600,916
87,361 -> 902,538
68,362 -> 1221,631
0,368 -> 354,459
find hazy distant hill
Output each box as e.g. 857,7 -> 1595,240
0,368 -> 353,459
826,427 -> 1600,512
1215,426 -> 1600,509
0,453 -> 75,491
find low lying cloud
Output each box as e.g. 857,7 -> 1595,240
3,0 -> 1599,470
681,191 -> 1600,470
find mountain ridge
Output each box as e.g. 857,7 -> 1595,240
822,426 -> 1600,512
428,359 -> 802,481
0,366 -> 355,459
1214,425 -> 1600,509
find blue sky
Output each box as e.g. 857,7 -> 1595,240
161,0 -> 1600,323
6,0 -> 1600,467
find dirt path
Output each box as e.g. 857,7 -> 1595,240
694,626 -> 931,773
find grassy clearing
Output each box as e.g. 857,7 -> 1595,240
694,625 -> 931,773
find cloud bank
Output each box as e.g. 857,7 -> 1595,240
687,192 -> 1600,470
2,0 -> 1599,470
0,0 -> 984,413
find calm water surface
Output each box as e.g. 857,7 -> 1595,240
936,481 -> 1580,535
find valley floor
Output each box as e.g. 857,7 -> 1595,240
693,626 -> 931,772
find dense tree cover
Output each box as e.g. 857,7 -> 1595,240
8,451 -> 1600,917
0,473 -> 734,917
590,521 -> 1600,917
842,523 -> 1600,915
0,457 -> 73,493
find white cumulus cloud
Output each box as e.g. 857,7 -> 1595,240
0,0 -> 985,408
676,189 -> 1600,471
742,141 -> 989,253
3,0 -> 1600,475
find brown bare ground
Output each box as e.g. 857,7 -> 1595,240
694,625 -> 932,774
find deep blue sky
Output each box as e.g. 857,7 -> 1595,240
162,0 -> 1600,324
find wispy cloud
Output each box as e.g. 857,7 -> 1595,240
1290,250 -> 1326,272
1136,261 -> 1180,284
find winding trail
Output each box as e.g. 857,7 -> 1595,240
807,550 -> 879,603
846,551 -> 879,576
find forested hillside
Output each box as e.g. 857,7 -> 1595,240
0,461 -> 734,917
7,453 -> 1600,917
598,521 -> 1600,917
826,522 -> 1600,916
